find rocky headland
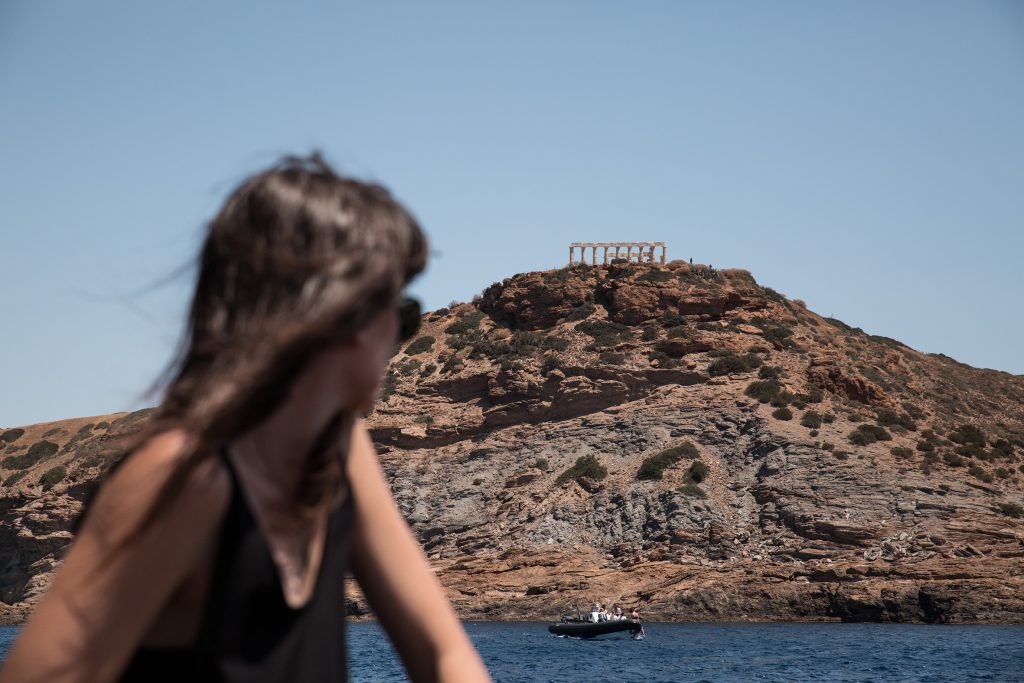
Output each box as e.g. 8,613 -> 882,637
3,261 -> 1023,624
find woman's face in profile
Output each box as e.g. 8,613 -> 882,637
305,305 -> 400,415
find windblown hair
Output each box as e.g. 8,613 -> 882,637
103,153 -> 427,532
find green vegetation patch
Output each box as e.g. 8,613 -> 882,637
968,463 -> 993,483
396,358 -> 422,376
661,311 -> 685,327
686,460 -> 709,483
3,470 -> 28,487
636,442 -> 699,481
543,267 -> 573,284
949,424 -> 986,447
541,335 -> 568,352
955,443 -> 988,460
541,356 -> 564,374
824,317 -> 857,333
942,451 -> 965,467
995,502 -> 1024,519
2,440 -> 59,470
677,482 -> 707,498
990,439 -> 1017,460
890,446 -> 913,460
875,409 -> 917,432
647,350 -> 679,369
745,379 -> 783,404
463,330 -> 564,363
445,310 -> 486,335
40,465 -> 66,491
848,424 -> 892,446
749,317 -> 796,349
800,411 -> 823,429
802,386 -> 824,403
575,320 -> 632,350
676,459 -> 709,497
566,303 -> 596,322
440,354 -> 463,375
404,335 -> 436,355
772,406 -> 793,421
379,371 -> 399,401
555,455 -> 608,486
708,352 -> 762,377
0,429 -> 25,443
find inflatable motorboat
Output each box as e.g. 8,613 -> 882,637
548,617 -> 645,640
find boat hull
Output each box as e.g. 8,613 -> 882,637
548,619 -> 644,639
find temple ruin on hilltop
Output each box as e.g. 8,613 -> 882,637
568,242 -> 667,266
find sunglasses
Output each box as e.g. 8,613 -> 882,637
398,296 -> 421,342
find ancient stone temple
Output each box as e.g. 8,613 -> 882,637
568,242 -> 666,266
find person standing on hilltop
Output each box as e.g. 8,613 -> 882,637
1,154 -> 492,683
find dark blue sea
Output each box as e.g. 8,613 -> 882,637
3,622 -> 1023,681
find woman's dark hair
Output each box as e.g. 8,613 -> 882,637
99,153 -> 427,533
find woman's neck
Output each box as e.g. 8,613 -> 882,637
230,381 -> 351,506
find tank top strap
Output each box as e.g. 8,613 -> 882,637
193,446 -> 251,645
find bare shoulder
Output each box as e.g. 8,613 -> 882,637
87,428 -> 231,541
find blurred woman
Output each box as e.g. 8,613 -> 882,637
2,154 -> 491,683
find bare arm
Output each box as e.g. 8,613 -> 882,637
0,432 -> 230,683
347,420 -> 491,683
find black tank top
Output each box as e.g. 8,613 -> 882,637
120,452 -> 354,682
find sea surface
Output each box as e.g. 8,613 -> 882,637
3,621 -> 1023,681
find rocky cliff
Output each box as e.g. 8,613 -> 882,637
3,261 -> 1023,624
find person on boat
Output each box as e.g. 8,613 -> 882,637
1,154 -> 492,683
614,607 -> 623,620
630,608 -> 640,621
591,603 -> 601,623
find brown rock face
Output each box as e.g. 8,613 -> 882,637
658,339 -> 713,358
4,264 -> 1024,625
807,360 -> 890,406
596,269 -> 760,327
480,270 -> 595,330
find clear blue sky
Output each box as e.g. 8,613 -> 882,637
1,1 -> 1022,427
